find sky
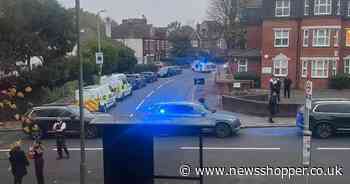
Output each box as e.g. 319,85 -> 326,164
58,0 -> 210,27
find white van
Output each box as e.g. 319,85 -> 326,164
111,74 -> 132,99
75,84 -> 116,112
101,75 -> 124,101
192,61 -> 216,73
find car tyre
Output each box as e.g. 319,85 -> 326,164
215,123 -> 232,138
86,125 -> 99,139
314,123 -> 334,139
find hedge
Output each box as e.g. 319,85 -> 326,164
330,74 -> 350,90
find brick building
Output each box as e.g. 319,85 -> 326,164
108,17 -> 168,64
261,0 -> 350,89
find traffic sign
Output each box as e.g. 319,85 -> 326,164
305,81 -> 312,96
96,52 -> 104,64
303,134 -> 311,166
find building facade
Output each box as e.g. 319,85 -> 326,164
261,0 -> 350,89
108,17 -> 168,64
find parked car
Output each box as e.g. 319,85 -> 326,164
141,72 -> 157,83
142,102 -> 241,138
296,98 -> 350,138
158,66 -> 171,78
22,105 -> 113,139
126,74 -> 147,88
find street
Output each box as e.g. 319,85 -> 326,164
0,70 -> 350,184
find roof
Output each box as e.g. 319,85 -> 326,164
153,27 -> 168,39
228,48 -> 261,57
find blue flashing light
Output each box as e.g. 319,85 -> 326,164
160,109 -> 165,114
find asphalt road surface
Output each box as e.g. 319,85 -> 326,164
1,70 -> 350,184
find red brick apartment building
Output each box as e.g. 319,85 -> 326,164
261,0 -> 350,89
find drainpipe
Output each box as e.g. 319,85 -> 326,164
296,17 -> 302,89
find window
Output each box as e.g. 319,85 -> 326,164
302,60 -> 308,78
336,0 -> 340,15
314,0 -> 331,15
311,60 -> 329,78
303,29 -> 309,47
275,0 -> 290,17
345,59 -> 350,74
334,30 -> 339,47
315,104 -> 350,113
304,0 -> 310,15
346,29 -> 350,46
312,29 -> 330,47
274,30 -> 289,47
273,59 -> 288,76
238,59 -> 248,72
348,1 -> 350,16
330,61 -> 337,76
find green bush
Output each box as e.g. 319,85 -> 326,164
41,80 -> 78,104
330,74 -> 350,90
234,72 -> 261,88
132,64 -> 159,73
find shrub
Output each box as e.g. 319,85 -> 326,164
41,80 -> 78,104
330,74 -> 350,90
234,72 -> 261,88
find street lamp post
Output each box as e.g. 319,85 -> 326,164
75,1 -> 86,184
97,9 -> 106,84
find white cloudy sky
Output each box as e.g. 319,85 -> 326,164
58,0 -> 209,27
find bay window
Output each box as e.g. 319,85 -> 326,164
334,30 -> 339,47
302,60 -> 308,78
304,0 -> 310,15
303,29 -> 309,47
273,60 -> 288,76
238,59 -> 248,72
312,29 -> 330,47
311,60 -> 329,78
345,59 -> 350,74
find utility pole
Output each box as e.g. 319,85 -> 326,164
75,1 -> 86,184
96,9 -> 106,84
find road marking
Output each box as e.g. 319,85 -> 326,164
146,90 -> 155,98
136,99 -> 145,110
180,147 -> 281,151
0,149 -> 10,152
129,113 -> 134,118
317,147 -> 350,151
52,148 -> 103,151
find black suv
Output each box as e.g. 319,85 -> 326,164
22,105 -> 113,139
297,99 -> 350,138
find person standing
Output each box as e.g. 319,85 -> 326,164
276,78 -> 281,102
268,91 -> 279,123
8,141 -> 29,184
29,141 -> 45,184
283,77 -> 292,99
53,118 -> 70,160
269,77 -> 275,96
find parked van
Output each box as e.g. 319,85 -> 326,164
75,84 -> 116,112
101,75 -> 124,101
111,74 -> 132,99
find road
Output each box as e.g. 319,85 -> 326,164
0,70 -> 350,184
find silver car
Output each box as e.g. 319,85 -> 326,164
143,102 -> 241,138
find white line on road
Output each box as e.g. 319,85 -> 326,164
52,148 -> 103,151
180,147 -> 281,151
136,99 -> 145,110
317,147 -> 350,151
146,90 -> 155,98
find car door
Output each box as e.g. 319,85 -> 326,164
332,103 -> 350,130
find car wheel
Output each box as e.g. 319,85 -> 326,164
215,123 -> 232,138
315,123 -> 334,139
86,126 -> 99,139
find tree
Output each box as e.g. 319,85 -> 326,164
0,0 -> 76,69
167,22 -> 195,57
207,0 -> 247,49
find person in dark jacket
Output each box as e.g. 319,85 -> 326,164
283,77 -> 292,99
9,141 -> 29,184
269,91 -> 279,123
29,141 -> 45,184
276,78 -> 281,102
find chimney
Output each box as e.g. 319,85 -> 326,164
105,17 -> 112,38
